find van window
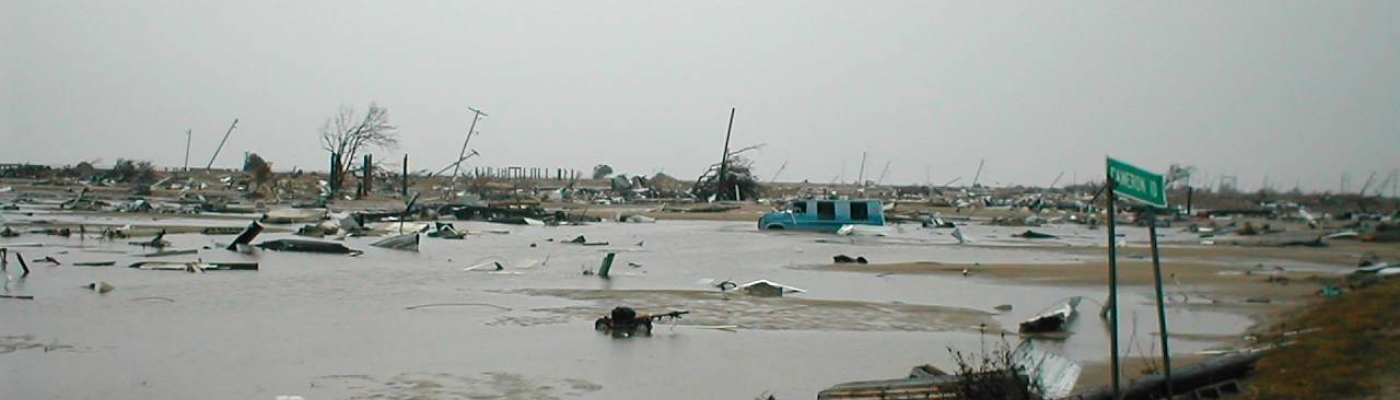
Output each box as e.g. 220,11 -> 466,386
817,201 -> 836,220
850,202 -> 869,220
790,202 -> 807,214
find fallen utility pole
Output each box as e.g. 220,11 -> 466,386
433,150 -> 480,178
205,118 -> 239,170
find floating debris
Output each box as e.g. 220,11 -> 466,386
255,239 -> 360,255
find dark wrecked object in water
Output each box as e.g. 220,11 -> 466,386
0,227 -> 20,237
38,227 -> 71,237
596,253 -> 616,278
201,226 -> 245,235
593,306 -> 688,337
1067,351 -> 1263,400
833,255 -> 869,264
128,230 -> 171,248
427,222 -> 465,239
255,239 -> 360,255
488,216 -> 545,226
442,203 -> 564,225
741,281 -> 786,297
295,224 -> 333,238
818,363 -> 1025,400
1360,223 -> 1400,243
370,232 -> 420,251
736,280 -> 807,297
127,261 -> 259,271
1019,297 -> 1081,337
260,208 -> 327,224
143,249 -> 198,258
567,235 -> 609,246
86,281 -> 115,293
1012,230 -> 1058,239
670,204 -> 741,213
820,341 -> 1081,400
225,221 -> 264,251
1280,236 -> 1326,247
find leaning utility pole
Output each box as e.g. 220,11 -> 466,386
857,151 -> 868,188
452,106 -> 488,181
768,160 -> 788,183
715,108 -> 736,201
971,158 -> 986,188
875,161 -> 891,187
183,129 -> 192,172
205,118 -> 239,170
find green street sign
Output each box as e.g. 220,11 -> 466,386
1107,157 -> 1167,208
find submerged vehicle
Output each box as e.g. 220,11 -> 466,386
593,307 -> 688,337
758,199 -> 886,232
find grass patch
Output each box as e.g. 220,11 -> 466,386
1245,277 -> 1400,399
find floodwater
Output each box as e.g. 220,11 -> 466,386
2,218 -> 1254,399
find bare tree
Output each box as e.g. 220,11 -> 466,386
692,155 -> 763,202
320,103 -> 398,188
1166,163 -> 1196,189
109,159 -> 157,185
691,144 -> 766,201
592,164 -> 614,180
244,153 -> 274,196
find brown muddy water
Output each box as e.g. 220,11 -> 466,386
2,217 -> 1254,399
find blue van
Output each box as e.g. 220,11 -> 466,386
758,199 -> 886,232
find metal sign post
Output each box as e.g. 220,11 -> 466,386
1105,161 -> 1121,398
1106,156 -> 1173,400
1147,208 -> 1174,398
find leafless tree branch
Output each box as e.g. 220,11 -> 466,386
319,102 -> 399,189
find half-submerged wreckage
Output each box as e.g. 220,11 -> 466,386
255,239 -> 361,255
817,341 -> 1081,400
1019,297 -> 1082,338
593,306 -> 689,337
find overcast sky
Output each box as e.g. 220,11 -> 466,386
4,1 -> 1397,193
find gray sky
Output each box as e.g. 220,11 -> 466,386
4,1 -> 1398,193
